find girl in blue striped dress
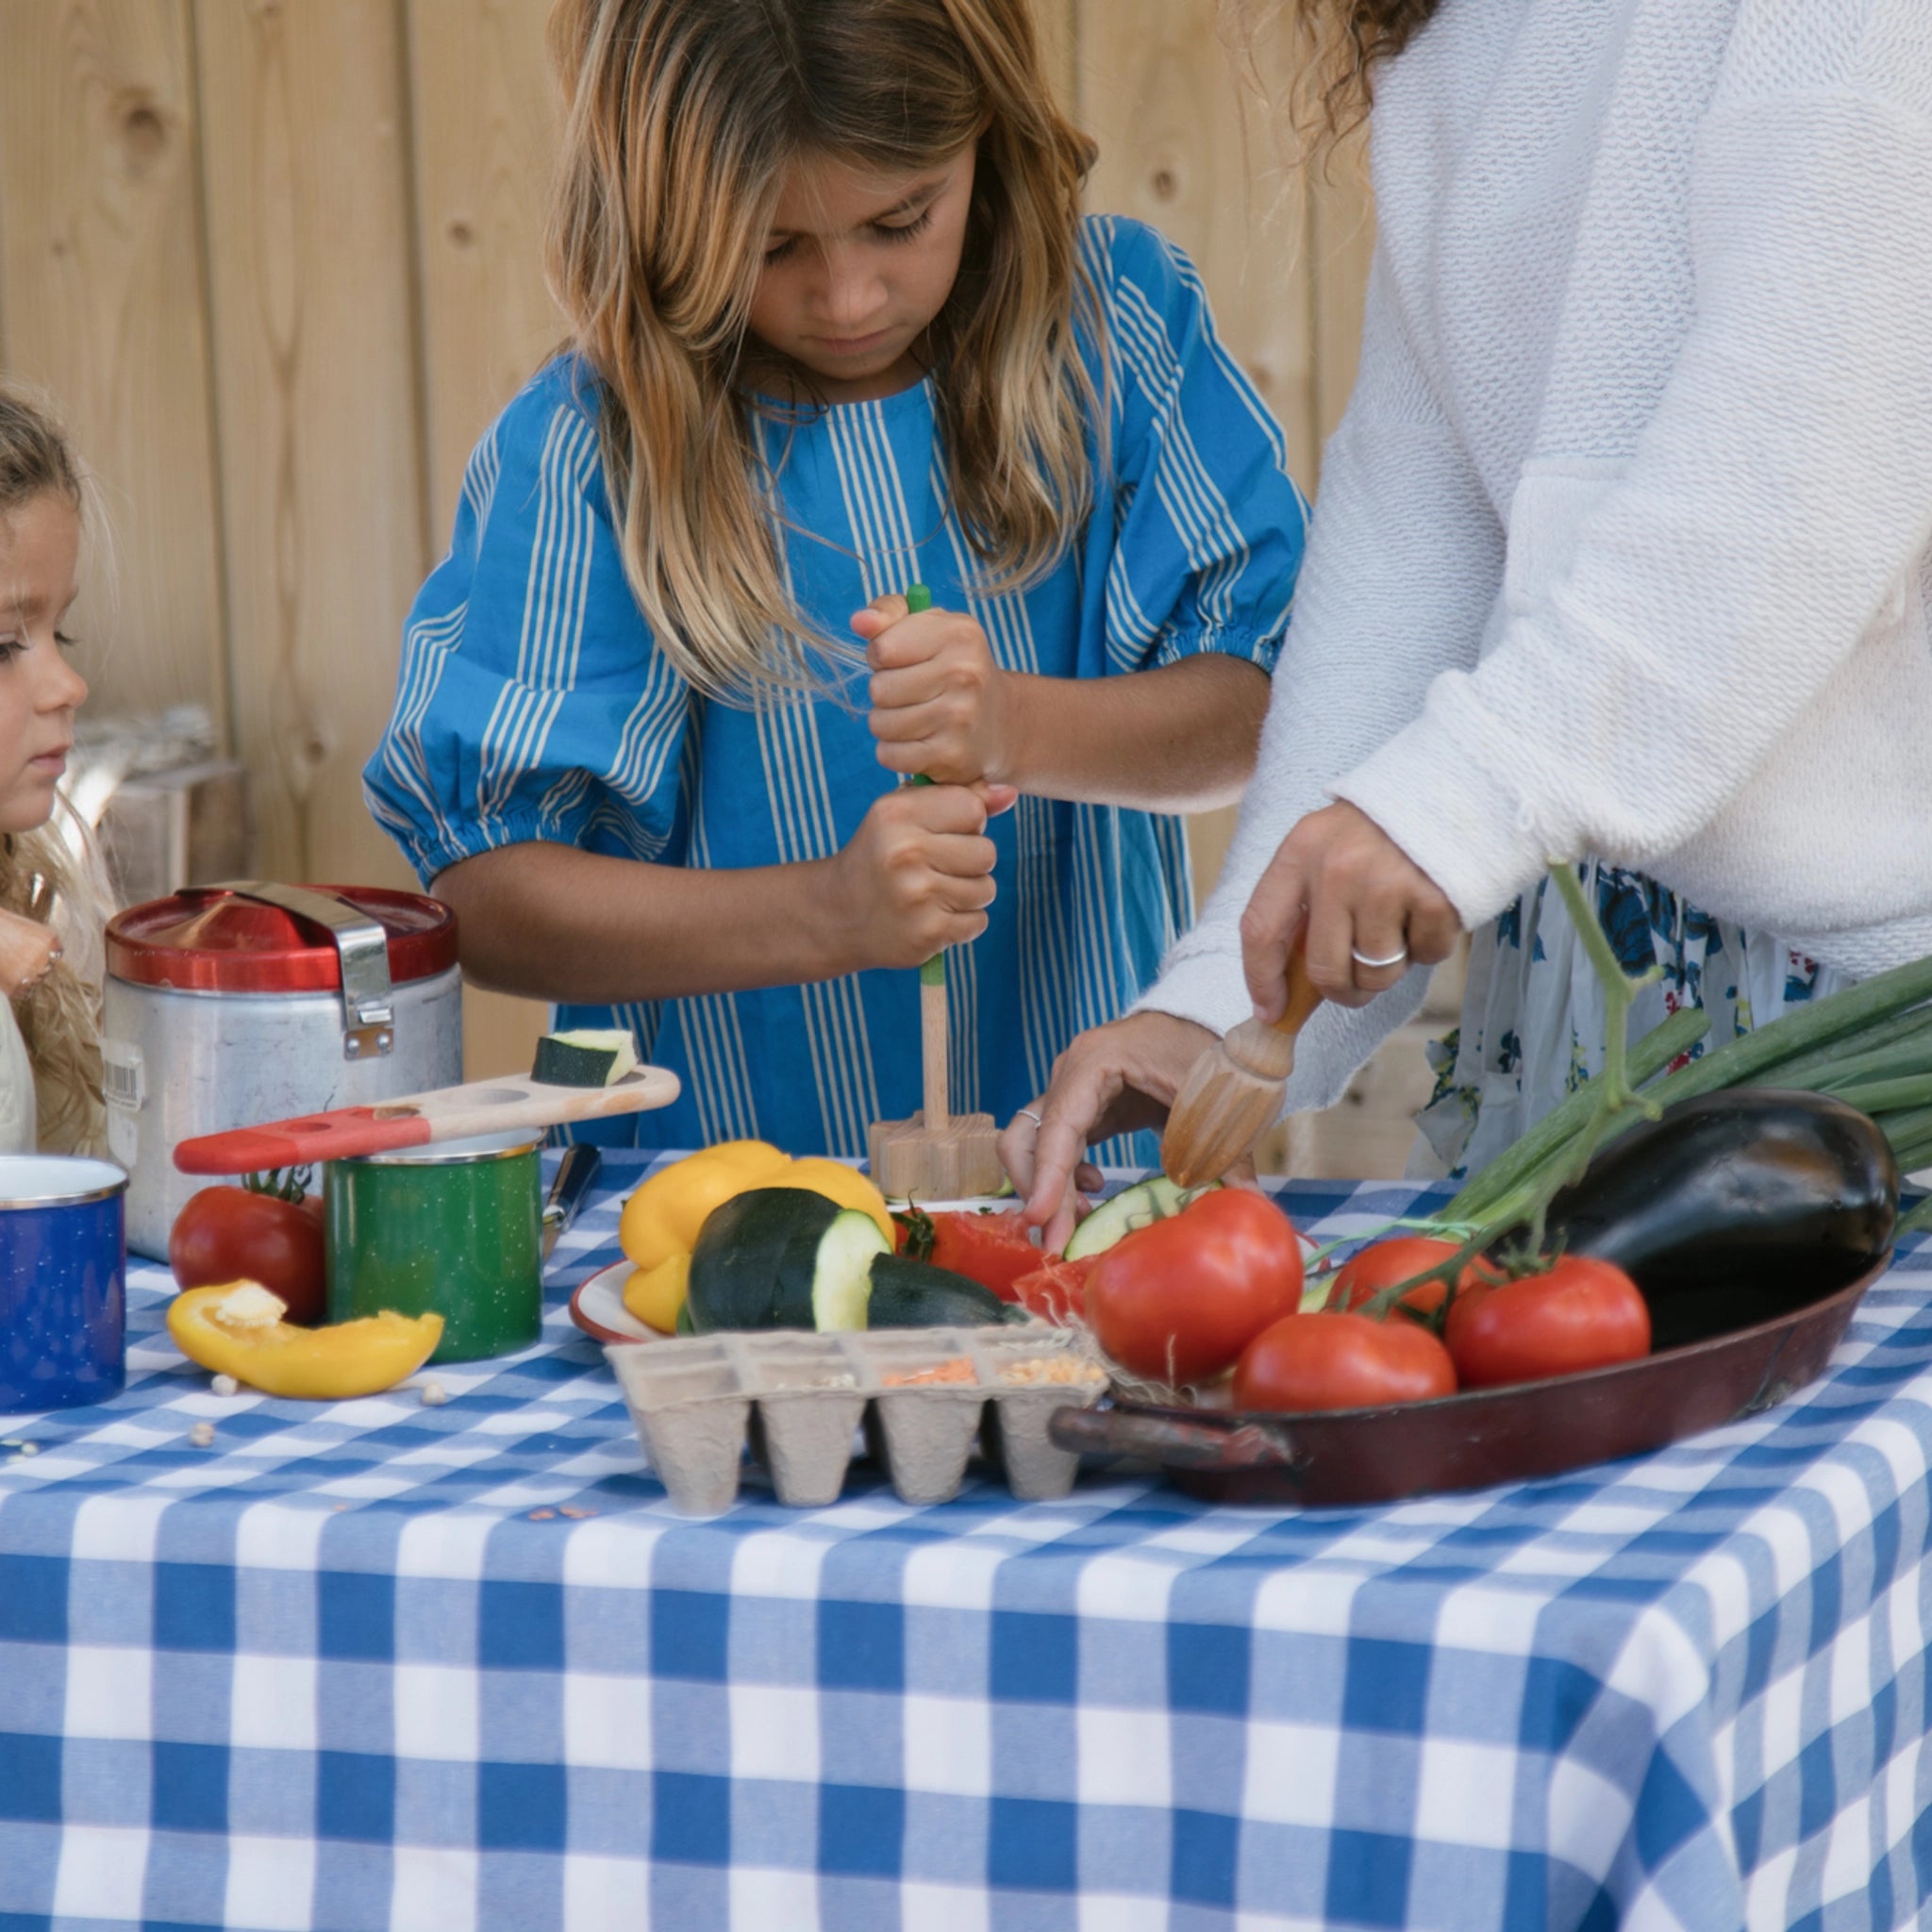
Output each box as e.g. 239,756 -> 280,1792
363,0 -> 1308,1160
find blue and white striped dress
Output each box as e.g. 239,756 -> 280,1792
365,217 -> 1308,1158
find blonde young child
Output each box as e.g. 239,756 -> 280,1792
365,0 -> 1308,1159
0,387 -> 104,1158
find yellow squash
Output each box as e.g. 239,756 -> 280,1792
616,1143 -> 893,1274
618,1141 -> 791,1272
777,1158 -> 894,1243
168,1282 -> 443,1400
623,1252 -> 691,1334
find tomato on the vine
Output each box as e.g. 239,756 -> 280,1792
1085,1188 -> 1304,1384
1234,1310 -> 1457,1412
170,1184 -> 327,1325
1443,1255 -> 1650,1390
1329,1235 -> 1495,1317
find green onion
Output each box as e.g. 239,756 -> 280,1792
1830,1074 -> 1932,1117
1880,1104 -> 1932,1162
1774,1005 -> 1932,1090
1580,957 -> 1932,1163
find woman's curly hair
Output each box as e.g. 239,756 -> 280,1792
1227,0 -> 1442,156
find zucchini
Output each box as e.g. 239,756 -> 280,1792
866,1255 -> 1028,1327
686,1188 -> 888,1333
687,1188 -> 838,1331
774,1208 -> 889,1331
1064,1175 -> 1218,1260
531,1027 -> 640,1087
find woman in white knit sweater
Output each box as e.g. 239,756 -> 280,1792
1007,0 -> 1932,1245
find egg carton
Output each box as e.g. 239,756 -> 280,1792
606,1325 -> 1108,1515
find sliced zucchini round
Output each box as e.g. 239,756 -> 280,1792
774,1208 -> 891,1332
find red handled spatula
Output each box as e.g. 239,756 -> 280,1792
1160,942 -> 1324,1189
174,1066 -> 681,1174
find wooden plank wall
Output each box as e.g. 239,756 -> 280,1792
0,0 -> 1400,1158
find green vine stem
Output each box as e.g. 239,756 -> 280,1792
1347,858 -> 1673,1320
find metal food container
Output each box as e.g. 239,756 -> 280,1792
0,1155 -> 128,1412
325,1129 -> 543,1363
103,883 -> 463,1259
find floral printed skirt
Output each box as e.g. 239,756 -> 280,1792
1414,862 -> 1849,1182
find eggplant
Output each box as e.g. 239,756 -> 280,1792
1537,1090 -> 1897,1349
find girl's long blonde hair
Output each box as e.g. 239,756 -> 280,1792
545,0 -> 1097,698
1,385 -> 108,1157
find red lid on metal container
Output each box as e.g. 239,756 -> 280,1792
107,885 -> 458,994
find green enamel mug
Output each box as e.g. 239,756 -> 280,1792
325,1129 -> 543,1362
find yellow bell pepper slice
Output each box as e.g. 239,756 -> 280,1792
779,1158 -> 894,1243
618,1141 -> 791,1271
168,1282 -> 443,1400
622,1252 -> 690,1333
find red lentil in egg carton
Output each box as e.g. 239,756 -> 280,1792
605,1325 -> 1108,1514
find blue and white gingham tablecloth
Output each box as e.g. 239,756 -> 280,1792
3,1152 -> 1932,1932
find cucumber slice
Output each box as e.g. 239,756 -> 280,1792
867,1255 -> 1028,1327
531,1027 -> 640,1087
774,1208 -> 890,1331
1063,1175 -> 1220,1260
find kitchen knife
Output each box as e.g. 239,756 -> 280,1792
541,1142 -> 604,1262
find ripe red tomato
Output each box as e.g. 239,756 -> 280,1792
897,1208 -> 1041,1300
1443,1256 -> 1650,1390
1234,1310 -> 1457,1412
169,1186 -> 327,1325
1085,1188 -> 1304,1385
1009,1254 -> 1094,1325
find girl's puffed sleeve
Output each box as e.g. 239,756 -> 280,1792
1081,216 -> 1309,676
363,365 -> 691,886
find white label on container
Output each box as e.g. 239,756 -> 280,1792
102,1040 -> 143,1112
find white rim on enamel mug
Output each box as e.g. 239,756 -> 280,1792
0,1156 -> 130,1208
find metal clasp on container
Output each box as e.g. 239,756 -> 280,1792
209,882 -> 396,1060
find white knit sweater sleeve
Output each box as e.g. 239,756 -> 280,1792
1336,0 -> 1932,928
1133,249 -> 1507,1110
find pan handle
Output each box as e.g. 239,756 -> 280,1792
1049,1403 -> 1306,1474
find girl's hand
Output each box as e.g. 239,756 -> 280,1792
829,778 -> 1018,970
1241,801 -> 1462,1014
855,592 -> 1019,786
999,1011 -> 1227,1254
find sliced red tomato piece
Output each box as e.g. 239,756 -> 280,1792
1009,1254 -> 1094,1326
896,1207 -> 1041,1300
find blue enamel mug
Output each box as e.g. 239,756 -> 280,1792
0,1156 -> 128,1412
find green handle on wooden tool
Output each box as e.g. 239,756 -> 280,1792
903,584 -> 945,987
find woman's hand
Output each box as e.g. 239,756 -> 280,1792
1000,1011 -> 1223,1253
855,592 -> 1017,786
826,778 -> 1018,971
1241,801 -> 1461,1015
